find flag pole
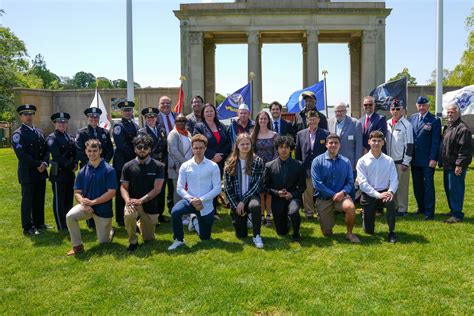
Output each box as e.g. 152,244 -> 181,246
249,72 -> 255,117
435,0 -> 443,117
96,79 -> 99,107
322,69 -> 328,117
126,0 -> 135,102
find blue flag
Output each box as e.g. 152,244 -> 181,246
286,80 -> 325,113
216,83 -> 252,119
370,77 -> 407,111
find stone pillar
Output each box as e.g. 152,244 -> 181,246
361,30 -> 377,105
188,32 -> 204,105
204,40 -> 216,106
375,18 -> 386,87
349,37 -> 361,118
180,21 -> 191,109
302,42 -> 308,88
248,30 -> 262,118
306,30 -> 319,86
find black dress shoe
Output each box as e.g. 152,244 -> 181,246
158,215 -> 169,223
396,212 -> 408,217
442,211 -> 453,217
37,224 -> 52,230
292,233 -> 302,242
127,243 -> 138,252
388,231 -> 397,243
23,227 -> 40,236
424,216 -> 434,221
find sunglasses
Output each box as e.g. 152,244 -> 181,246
390,107 -> 402,111
363,103 -> 374,107
135,145 -> 150,150
175,120 -> 187,123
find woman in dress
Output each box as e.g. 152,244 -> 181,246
224,133 -> 265,248
251,110 -> 278,226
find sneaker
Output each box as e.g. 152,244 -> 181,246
265,215 -> 273,227
167,240 -> 185,251
188,214 -> 196,232
252,235 -> 264,249
109,229 -> 115,243
247,214 -> 253,229
388,231 -> 397,243
67,244 -> 84,256
445,216 -> 462,224
345,233 -> 361,243
23,227 -> 40,236
193,217 -> 200,236
127,243 -> 138,252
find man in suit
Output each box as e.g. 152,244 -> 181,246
292,91 -> 328,134
269,101 -> 294,138
138,107 -> 169,223
112,101 -> 138,226
359,96 -> 387,154
295,111 -> 330,220
409,96 -> 441,220
12,104 -> 50,236
186,95 -> 204,134
157,95 -> 178,213
265,135 -> 307,242
328,103 -> 363,173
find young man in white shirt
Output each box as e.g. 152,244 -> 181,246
168,134 -> 222,250
356,130 -> 399,243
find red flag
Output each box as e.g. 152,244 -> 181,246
174,84 -> 184,113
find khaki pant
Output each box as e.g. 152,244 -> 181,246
303,177 -> 315,216
316,196 -> 351,232
124,204 -> 159,244
395,164 -> 410,213
66,204 -> 113,247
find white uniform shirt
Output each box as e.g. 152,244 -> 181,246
356,151 -> 399,199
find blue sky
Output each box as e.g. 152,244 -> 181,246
1,0 -> 471,106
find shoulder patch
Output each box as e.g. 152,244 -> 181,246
48,138 -> 55,146
113,125 -> 122,135
12,133 -> 21,144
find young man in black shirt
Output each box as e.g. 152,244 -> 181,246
121,135 -> 165,252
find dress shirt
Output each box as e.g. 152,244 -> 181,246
160,112 -> 175,135
356,151 -> 399,199
272,118 -> 281,134
336,119 -> 345,136
311,152 -> 354,199
176,157 -> 221,216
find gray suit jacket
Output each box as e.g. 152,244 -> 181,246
328,116 -> 363,170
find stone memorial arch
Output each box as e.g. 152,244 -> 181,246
174,0 -> 390,117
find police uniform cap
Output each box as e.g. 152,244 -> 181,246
84,107 -> 103,117
141,107 -> 159,117
416,96 -> 429,105
17,104 -> 37,115
51,112 -> 71,122
301,91 -> 317,100
118,100 -> 135,110
238,103 -> 249,111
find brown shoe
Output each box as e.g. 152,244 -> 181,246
67,244 -> 84,256
345,233 -> 361,243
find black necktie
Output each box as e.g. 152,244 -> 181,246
274,121 -> 279,133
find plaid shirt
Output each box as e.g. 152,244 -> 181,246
224,156 -> 265,209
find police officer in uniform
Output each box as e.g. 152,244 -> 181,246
112,101 -> 138,226
47,112 -> 77,231
76,107 -> 114,228
138,107 -> 169,222
11,104 -> 50,236
76,107 -> 113,167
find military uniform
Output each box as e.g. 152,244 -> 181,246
47,112 -> 77,231
112,101 -> 138,225
11,104 -> 49,235
138,107 -> 168,219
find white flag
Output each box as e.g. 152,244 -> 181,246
442,85 -> 474,117
89,88 -> 111,130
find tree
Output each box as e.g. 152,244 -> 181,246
215,93 -> 225,105
71,71 -> 96,88
29,54 -> 60,89
389,67 -> 417,86
92,77 -> 113,89
113,79 -> 127,89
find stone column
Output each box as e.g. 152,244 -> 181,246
375,18 -> 386,87
188,32 -> 204,105
302,42 -> 308,88
204,40 -> 216,106
349,37 -> 361,118
248,30 -> 262,117
361,30 -> 377,102
306,30 -> 319,86
180,21 -> 191,108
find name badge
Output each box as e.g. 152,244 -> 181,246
348,135 -> 354,141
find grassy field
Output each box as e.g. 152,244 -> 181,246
0,148 -> 472,314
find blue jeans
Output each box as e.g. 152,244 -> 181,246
412,165 -> 436,217
443,169 -> 466,220
171,199 -> 215,242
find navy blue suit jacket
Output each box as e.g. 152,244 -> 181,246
360,112 -> 387,151
409,112 -> 441,167
295,127 -> 330,177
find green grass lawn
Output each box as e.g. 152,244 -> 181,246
0,148 -> 472,314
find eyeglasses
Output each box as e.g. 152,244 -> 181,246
135,145 -> 149,150
175,120 -> 187,123
390,107 -> 402,111
363,103 -> 374,107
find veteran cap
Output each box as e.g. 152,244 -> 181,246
238,103 -> 249,111
416,96 -> 429,105
301,91 -> 317,100
390,99 -> 402,108
141,107 -> 159,117
51,112 -> 71,122
84,107 -> 102,117
16,104 -> 37,115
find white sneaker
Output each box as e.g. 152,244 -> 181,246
193,217 -> 200,236
252,235 -> 264,249
188,214 -> 196,232
167,240 -> 185,251
247,213 -> 253,229
182,215 -> 190,226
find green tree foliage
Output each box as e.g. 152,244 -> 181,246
71,71 -> 96,88
215,93 -> 225,105
389,67 -> 417,86
111,79 -> 141,89
29,54 -> 60,89
93,77 -> 113,89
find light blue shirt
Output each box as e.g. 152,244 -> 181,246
336,118 -> 345,136
176,157 -> 221,216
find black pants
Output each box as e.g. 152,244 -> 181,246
115,167 -> 125,225
51,179 -> 74,231
20,181 -> 46,230
271,197 -> 301,236
230,197 -> 262,238
360,192 -> 397,234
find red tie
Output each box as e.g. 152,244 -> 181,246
364,115 -> 369,131
166,114 -> 173,131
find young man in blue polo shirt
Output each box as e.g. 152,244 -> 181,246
66,139 -> 117,256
